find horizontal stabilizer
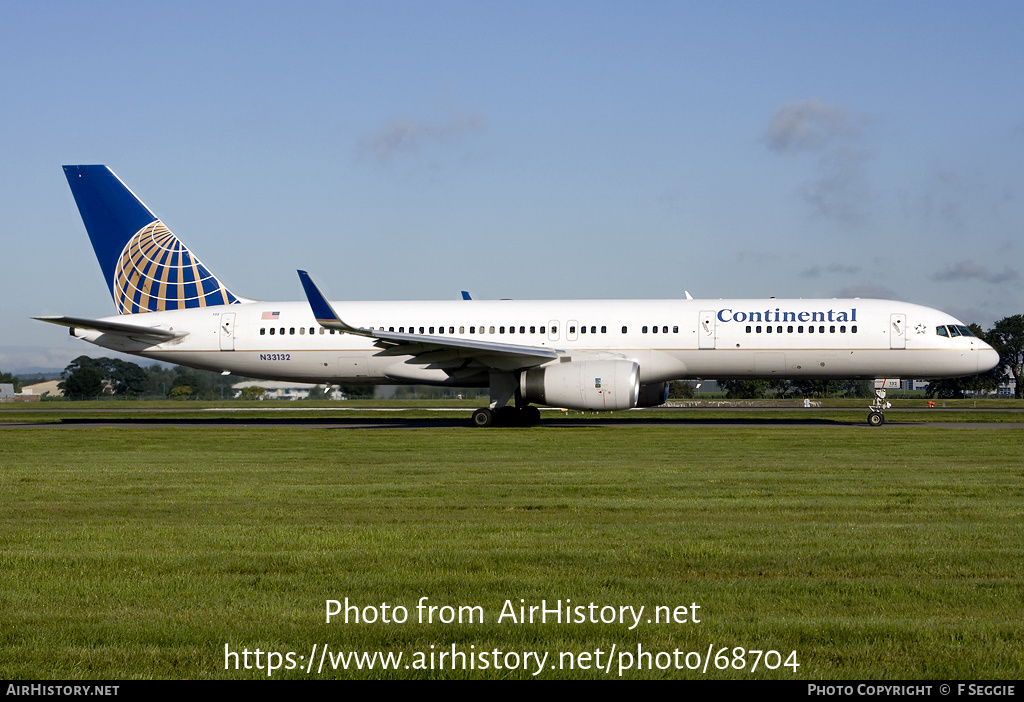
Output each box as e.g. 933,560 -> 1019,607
33,315 -> 187,343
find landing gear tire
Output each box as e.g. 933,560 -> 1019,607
868,411 -> 885,427
471,408 -> 494,428
494,406 -> 521,426
521,406 -> 541,426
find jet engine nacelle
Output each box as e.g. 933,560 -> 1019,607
636,381 -> 669,408
520,359 -> 640,411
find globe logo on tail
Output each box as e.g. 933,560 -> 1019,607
113,221 -> 238,314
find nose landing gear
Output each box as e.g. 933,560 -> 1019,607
867,384 -> 892,426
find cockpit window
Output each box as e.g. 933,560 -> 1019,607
937,324 -> 976,338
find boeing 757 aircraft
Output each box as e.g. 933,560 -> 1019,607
38,165 -> 1000,426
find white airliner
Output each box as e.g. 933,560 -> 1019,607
38,165 -> 1000,426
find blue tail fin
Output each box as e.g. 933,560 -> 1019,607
63,165 -> 240,314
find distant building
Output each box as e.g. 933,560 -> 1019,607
19,380 -> 63,398
0,384 -> 14,400
231,381 -> 344,400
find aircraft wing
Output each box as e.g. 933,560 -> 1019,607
297,271 -> 560,372
33,315 -> 187,343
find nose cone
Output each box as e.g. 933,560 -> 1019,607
978,345 -> 1000,373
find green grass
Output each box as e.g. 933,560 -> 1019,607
1,425 -> 1022,678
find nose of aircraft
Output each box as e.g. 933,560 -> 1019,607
978,344 -> 1001,374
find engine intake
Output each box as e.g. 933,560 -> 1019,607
636,381 -> 669,408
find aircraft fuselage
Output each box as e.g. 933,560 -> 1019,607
72,297 -> 997,386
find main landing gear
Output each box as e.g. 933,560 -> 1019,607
471,405 -> 541,427
867,386 -> 892,427
471,370 -> 541,427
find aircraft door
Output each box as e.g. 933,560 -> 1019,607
699,311 -> 716,349
219,313 -> 236,351
890,313 -> 906,349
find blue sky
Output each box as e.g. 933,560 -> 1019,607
2,1 -> 1022,371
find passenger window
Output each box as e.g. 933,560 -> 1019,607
622,326 -> 627,334
819,326 -> 825,333
787,325 -> 793,333
460,326 -> 465,334
500,326 -> 505,334
260,328 -> 266,335
840,326 -> 846,333
469,326 -> 475,334
642,326 -> 648,333
830,326 -> 835,333
746,325 -> 751,333
673,326 -> 678,333
570,326 -> 577,334
270,328 -> 275,335
489,326 -> 495,334
290,328 -> 295,335
766,326 -> 772,334
756,326 -> 762,333
798,326 -> 803,333
591,326 -> 597,334
601,326 -> 607,333
852,326 -> 857,333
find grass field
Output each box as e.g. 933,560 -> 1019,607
1,416 -> 1022,679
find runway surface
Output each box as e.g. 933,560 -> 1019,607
3,407 -> 1023,430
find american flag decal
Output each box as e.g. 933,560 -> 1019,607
262,311 -> 280,320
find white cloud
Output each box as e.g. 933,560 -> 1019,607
930,259 -> 1019,284
765,99 -> 874,223
356,110 -> 486,163
765,98 -> 864,153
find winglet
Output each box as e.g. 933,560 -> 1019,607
296,270 -> 362,334
461,290 -> 472,300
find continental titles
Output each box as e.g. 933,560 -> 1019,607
717,308 -> 857,324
